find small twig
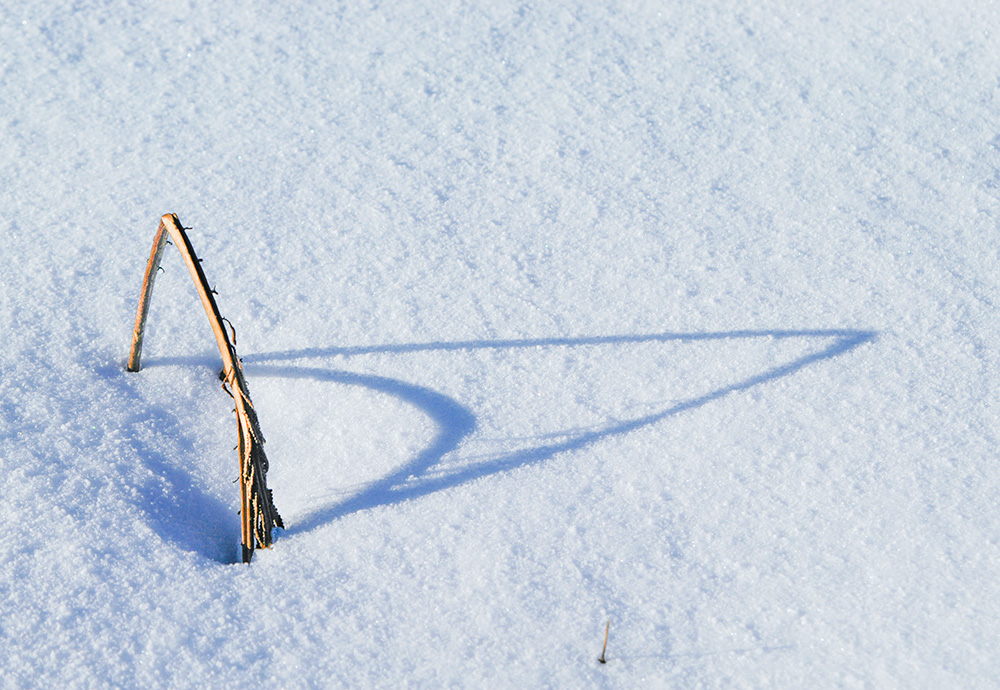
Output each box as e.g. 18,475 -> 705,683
599,619 -> 610,664
221,316 -> 237,344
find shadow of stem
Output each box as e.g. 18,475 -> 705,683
245,329 -> 876,534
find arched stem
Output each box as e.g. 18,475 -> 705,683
127,214 -> 282,563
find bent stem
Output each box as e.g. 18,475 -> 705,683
127,213 -> 283,563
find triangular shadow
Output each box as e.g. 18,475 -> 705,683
243,329 -> 876,536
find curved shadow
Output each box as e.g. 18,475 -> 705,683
247,367 -> 477,534
244,329 -> 876,533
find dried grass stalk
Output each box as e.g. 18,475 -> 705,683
128,213 -> 283,563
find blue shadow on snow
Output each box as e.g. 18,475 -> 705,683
101,362 -> 242,563
242,329 -> 876,536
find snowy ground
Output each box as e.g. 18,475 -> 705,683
2,1 -> 999,687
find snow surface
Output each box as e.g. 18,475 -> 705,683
2,1 -> 999,687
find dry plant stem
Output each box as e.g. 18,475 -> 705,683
128,214 -> 231,374
126,222 -> 170,373
599,619 -> 609,664
127,213 -> 283,563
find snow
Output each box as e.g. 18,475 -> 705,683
1,1 -> 999,687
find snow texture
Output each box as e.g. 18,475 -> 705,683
1,1 -> 999,687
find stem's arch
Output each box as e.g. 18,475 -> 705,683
128,213 -> 282,563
